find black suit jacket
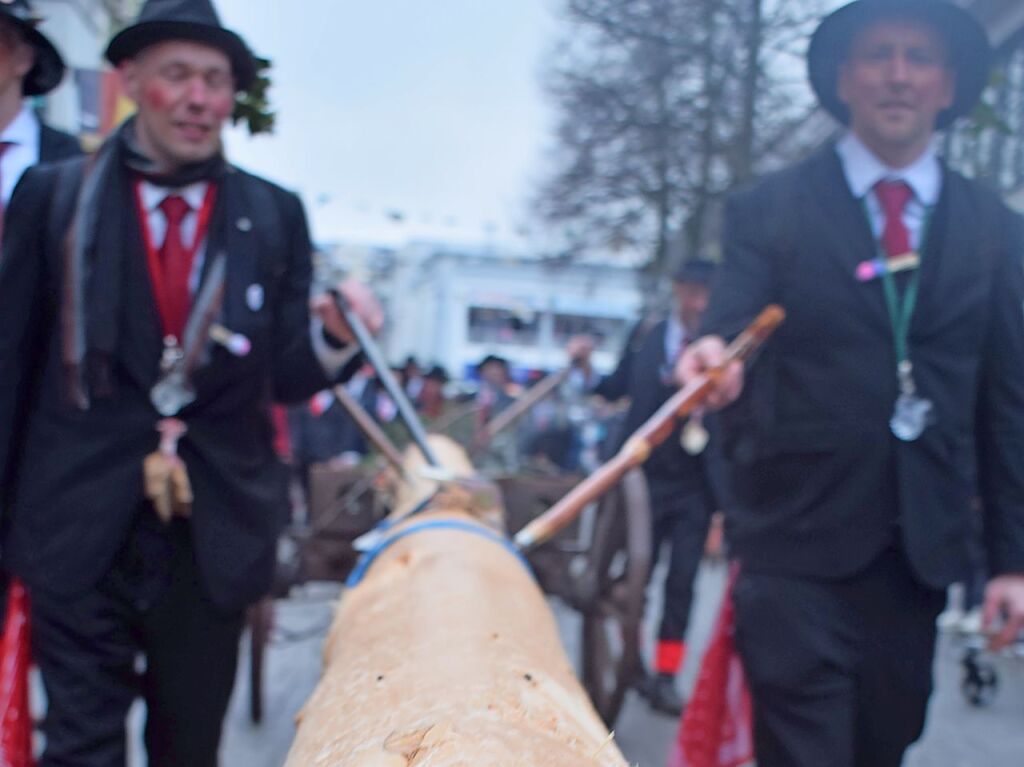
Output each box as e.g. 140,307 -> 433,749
597,318 -> 718,507
38,124 -> 82,163
704,143 -> 1024,588
0,158 -> 353,610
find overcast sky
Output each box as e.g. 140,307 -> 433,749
215,0 -> 558,249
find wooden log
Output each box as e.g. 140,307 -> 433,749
284,436 -> 628,767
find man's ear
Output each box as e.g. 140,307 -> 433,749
118,60 -> 142,102
940,70 -> 956,110
12,38 -> 33,80
837,63 -> 852,107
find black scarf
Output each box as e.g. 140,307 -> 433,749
62,117 -> 229,408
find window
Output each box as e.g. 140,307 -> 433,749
552,313 -> 628,350
467,306 -> 541,345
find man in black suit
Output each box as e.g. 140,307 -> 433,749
572,261 -> 720,716
679,1 -> 1024,765
0,0 -> 80,620
0,1 -> 381,765
0,1 -> 80,221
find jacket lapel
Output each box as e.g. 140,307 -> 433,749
112,175 -> 165,390
911,170 -> 977,337
187,169 -> 263,396
806,144 -> 891,331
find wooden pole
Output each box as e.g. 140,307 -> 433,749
284,437 -> 629,767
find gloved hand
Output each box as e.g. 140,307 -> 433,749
143,451 -> 193,524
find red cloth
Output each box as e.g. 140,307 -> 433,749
0,580 -> 34,767
667,564 -> 753,767
874,180 -> 913,258
270,404 -> 292,461
655,639 -> 686,675
157,195 -> 193,341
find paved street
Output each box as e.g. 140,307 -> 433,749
202,562 -> 1023,766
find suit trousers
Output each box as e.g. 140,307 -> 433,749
30,513 -> 244,767
733,546 -> 945,767
647,476 -> 714,642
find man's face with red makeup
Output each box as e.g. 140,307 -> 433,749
120,40 -> 235,170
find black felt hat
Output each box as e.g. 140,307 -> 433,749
476,354 -> 509,372
105,0 -> 256,92
0,0 -> 66,96
672,260 -> 716,286
424,365 -> 449,383
808,0 -> 992,130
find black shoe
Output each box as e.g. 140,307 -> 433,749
642,672 -> 685,717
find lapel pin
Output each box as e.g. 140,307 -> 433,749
246,283 -> 264,311
209,324 -> 252,357
856,252 -> 920,282
236,217 -> 253,232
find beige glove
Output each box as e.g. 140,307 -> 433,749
143,452 -> 193,524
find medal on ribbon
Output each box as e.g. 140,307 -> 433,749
864,198 -> 935,442
681,412 -> 710,455
890,361 -> 933,442
151,338 -> 197,417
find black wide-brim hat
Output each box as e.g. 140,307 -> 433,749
808,0 -> 992,130
105,0 -> 256,92
0,0 -> 66,96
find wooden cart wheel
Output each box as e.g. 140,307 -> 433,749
247,598 -> 274,725
580,468 -> 652,725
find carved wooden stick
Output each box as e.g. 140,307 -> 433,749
331,384 -> 408,479
480,367 -> 572,442
514,305 -> 786,552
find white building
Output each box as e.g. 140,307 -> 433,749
32,1 -> 140,136
322,241 -> 644,382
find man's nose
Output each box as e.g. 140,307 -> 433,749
886,53 -> 912,84
185,77 -> 210,108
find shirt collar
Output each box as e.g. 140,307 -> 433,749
138,179 -> 209,215
1,104 -> 40,148
836,131 -> 942,206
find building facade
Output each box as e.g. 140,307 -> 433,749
321,241 -> 644,382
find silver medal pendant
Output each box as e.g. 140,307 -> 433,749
890,393 -> 933,442
151,369 -> 197,417
681,415 -> 710,456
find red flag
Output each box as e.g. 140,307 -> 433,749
667,564 -> 753,767
0,579 -> 34,767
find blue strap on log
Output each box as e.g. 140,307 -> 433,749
346,519 -> 533,588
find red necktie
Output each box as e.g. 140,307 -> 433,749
874,180 -> 914,259
158,195 -> 193,340
0,141 -> 16,249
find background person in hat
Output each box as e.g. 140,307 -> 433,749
570,260 -> 724,716
0,0 -> 382,764
0,0 -> 80,238
677,1 -> 1024,764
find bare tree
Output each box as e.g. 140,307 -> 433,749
536,0 -> 832,281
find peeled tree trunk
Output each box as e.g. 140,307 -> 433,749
284,437 -> 628,766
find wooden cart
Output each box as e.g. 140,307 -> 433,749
247,462 -> 652,727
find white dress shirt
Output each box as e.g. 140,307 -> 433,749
664,314 -> 693,365
836,132 -> 942,252
137,179 -> 209,293
1,104 -> 40,205
137,180 -> 355,375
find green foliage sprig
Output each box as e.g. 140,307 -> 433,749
232,55 -> 275,136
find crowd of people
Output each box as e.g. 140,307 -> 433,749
0,0 -> 1022,766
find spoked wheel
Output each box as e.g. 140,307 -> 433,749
580,469 -> 652,726
248,598 -> 275,725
